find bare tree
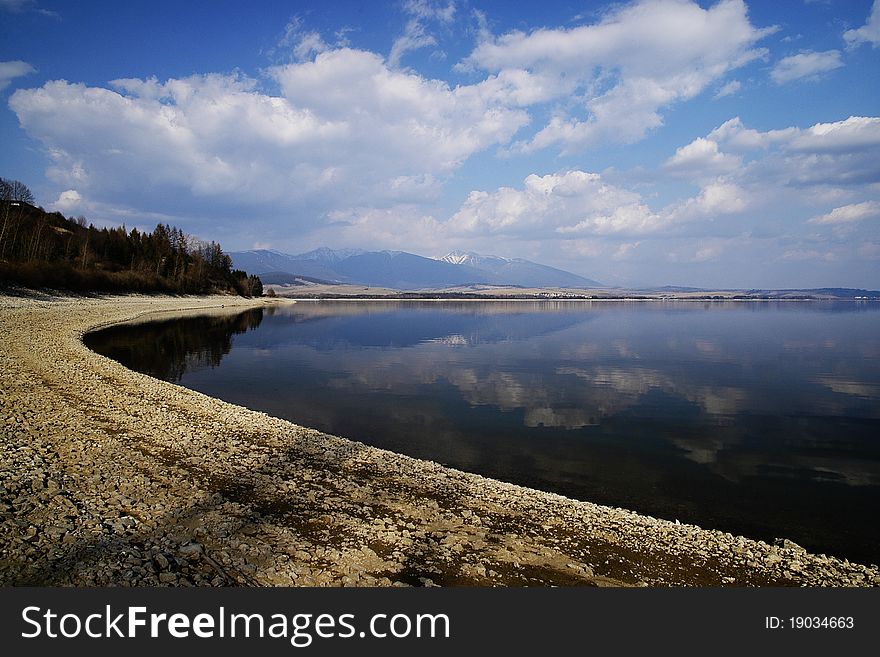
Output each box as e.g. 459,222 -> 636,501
0,178 -> 35,204
1,177 -> 35,258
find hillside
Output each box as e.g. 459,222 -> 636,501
0,194 -> 260,296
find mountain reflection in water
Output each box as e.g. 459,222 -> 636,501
85,301 -> 880,563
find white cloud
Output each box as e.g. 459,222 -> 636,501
465,0 -> 774,153
808,201 -> 880,225
787,116 -> 880,153
0,60 -> 35,91
390,0 -> 456,67
0,0 -> 59,18
390,20 -> 439,67
560,239 -> 603,259
663,137 -> 741,176
448,170 -> 661,237
706,116 -> 796,151
293,32 -> 330,61
10,50 -> 528,221
0,0 -> 31,11
314,204 -> 451,254
714,79 -> 741,98
612,242 -> 641,260
844,0 -> 880,48
404,0 -> 455,23
446,170 -> 752,240
270,48 -> 527,171
699,115 -> 880,188
666,182 -> 748,222
52,189 -> 83,213
693,242 -> 724,262
667,239 -> 733,263
770,50 -> 843,84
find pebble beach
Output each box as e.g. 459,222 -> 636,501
1,292 -> 877,587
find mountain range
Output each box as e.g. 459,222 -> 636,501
229,248 -> 603,290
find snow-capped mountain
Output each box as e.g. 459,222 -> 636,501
230,247 -> 602,289
439,251 -> 510,268
437,251 -> 603,288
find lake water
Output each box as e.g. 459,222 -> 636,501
85,301 -> 880,563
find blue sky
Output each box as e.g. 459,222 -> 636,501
2,0 -> 879,288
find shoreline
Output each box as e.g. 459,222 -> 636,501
279,296 -> 877,302
1,292 -> 877,587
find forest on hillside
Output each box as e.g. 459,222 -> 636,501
0,178 -> 261,296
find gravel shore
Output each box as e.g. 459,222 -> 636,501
1,292 -> 877,587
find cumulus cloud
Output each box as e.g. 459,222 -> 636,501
706,116 -> 796,151
786,116 -> 880,153
0,60 -> 35,91
320,204 -> 446,250
697,115 -> 880,188
447,171 -> 659,237
465,0 -> 774,153
445,170 -> 752,240
844,0 -> 880,48
665,182 -> 748,222
440,110 -> 880,260
808,201 -> 880,225
770,50 -> 843,84
663,137 -> 742,176
10,50 -> 528,222
52,189 -> 83,213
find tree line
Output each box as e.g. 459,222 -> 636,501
0,178 -> 262,296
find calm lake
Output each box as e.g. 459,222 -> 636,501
85,300 -> 880,563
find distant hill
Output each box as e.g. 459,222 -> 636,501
225,250 -> 346,283
230,248 -> 602,290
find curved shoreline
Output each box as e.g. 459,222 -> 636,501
1,293 -> 877,587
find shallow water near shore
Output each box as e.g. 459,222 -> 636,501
85,300 -> 880,564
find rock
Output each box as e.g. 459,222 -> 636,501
774,538 -> 805,551
179,543 -> 204,557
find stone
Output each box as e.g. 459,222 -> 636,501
179,543 -> 204,557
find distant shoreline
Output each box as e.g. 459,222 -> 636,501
264,283 -> 880,302
280,295 -> 880,302
1,292 -> 878,587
